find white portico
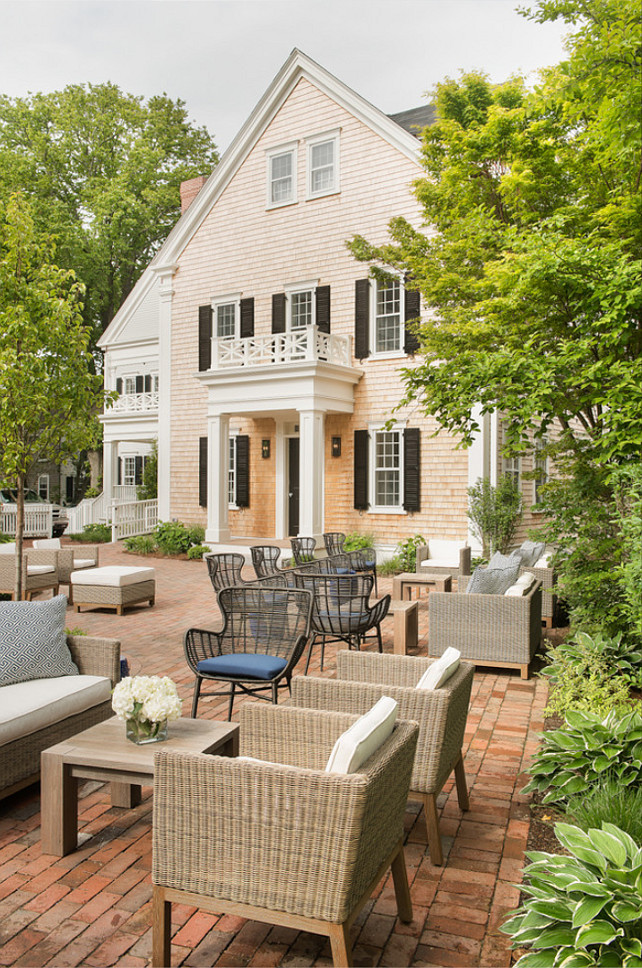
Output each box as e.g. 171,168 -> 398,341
197,327 -> 362,543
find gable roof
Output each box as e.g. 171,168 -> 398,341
100,48 -> 424,349
389,104 -> 436,136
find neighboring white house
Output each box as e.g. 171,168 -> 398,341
99,49 -> 543,550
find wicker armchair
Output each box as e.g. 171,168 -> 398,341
31,538 -> 99,585
250,545 -> 287,579
415,540 -> 471,585
295,572 -> 390,673
520,564 -> 556,627
290,536 -> 316,565
291,651 -> 474,865
0,552 -> 59,600
205,553 -> 247,596
184,585 -> 313,719
429,581 -> 543,679
323,532 -> 346,556
152,703 -> 418,968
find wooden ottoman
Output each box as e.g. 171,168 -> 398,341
71,566 -> 156,615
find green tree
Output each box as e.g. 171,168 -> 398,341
467,475 -> 523,557
0,194 -> 108,597
0,83 -> 218,346
348,0 -> 642,467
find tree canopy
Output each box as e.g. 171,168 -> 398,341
0,193 -> 108,595
349,0 -> 642,468
0,83 -> 218,346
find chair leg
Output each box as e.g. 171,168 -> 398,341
304,634 -> 316,674
328,923 -> 353,968
320,635 -> 326,671
191,677 -> 202,718
390,845 -> 413,923
422,793 -> 444,866
271,681 -> 278,704
227,682 -> 236,721
454,754 -> 470,811
376,624 -> 383,654
152,885 -> 171,967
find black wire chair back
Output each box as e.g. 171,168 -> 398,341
206,553 -> 246,593
290,536 -> 317,565
250,545 -> 284,579
323,532 -> 346,556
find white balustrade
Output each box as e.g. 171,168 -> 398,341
0,505 -> 53,538
111,500 -> 158,541
109,392 -> 159,413
211,326 -> 352,370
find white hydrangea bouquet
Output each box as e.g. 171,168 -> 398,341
112,675 -> 182,744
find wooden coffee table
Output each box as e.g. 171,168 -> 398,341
41,716 -> 239,856
392,572 -> 452,601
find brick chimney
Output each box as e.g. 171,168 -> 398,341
180,175 -> 207,213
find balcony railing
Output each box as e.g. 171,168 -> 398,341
109,392 -> 159,413
211,326 -> 353,370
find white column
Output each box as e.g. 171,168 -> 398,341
155,264 -> 177,522
274,419 -> 287,540
298,409 -> 325,540
466,406 -> 489,552
102,440 -> 119,506
205,413 -> 231,544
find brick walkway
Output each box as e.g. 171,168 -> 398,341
0,543 -> 548,967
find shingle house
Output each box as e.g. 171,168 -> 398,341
99,50 -> 545,552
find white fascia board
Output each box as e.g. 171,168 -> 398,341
98,268 -> 163,350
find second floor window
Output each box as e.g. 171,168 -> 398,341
291,290 -> 313,329
374,278 -> 402,353
216,303 -> 236,338
268,144 -> 297,207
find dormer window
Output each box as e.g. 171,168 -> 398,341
267,143 -> 297,208
307,130 -> 340,199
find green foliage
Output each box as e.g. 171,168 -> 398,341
543,649 -> 634,719
522,709 -> 642,808
396,534 -> 426,572
545,631 -> 642,692
187,524 -> 205,546
501,821 -> 642,968
187,544 -> 208,560
467,476 -> 523,557
0,84 -> 218,344
154,520 -> 203,556
567,782 -> 642,846
342,531 -> 375,552
69,523 -> 112,543
123,535 -> 157,555
378,557 -> 403,577
612,465 -> 642,647
137,440 -> 158,501
0,533 -> 13,544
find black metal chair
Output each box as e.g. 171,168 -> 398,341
295,572 -> 390,673
250,545 -> 286,580
323,532 -> 346,557
205,553 -> 247,596
361,546 -> 379,596
185,585 -> 313,719
290,536 -> 317,565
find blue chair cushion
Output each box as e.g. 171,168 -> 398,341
197,654 -> 288,680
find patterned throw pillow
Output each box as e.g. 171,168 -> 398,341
0,595 -> 78,687
518,541 -> 546,567
466,553 -> 521,595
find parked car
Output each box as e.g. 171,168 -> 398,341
0,488 -> 69,537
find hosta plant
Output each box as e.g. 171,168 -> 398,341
522,709 -> 642,808
501,822 -> 642,967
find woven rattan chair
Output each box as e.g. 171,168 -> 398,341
295,572 -> 390,673
290,536 -> 316,565
0,552 -> 59,600
290,651 -> 474,866
250,545 -> 287,579
205,553 -> 246,595
323,532 -> 346,556
152,703 -> 418,968
184,585 -> 313,719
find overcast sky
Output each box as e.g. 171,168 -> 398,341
1,0 -> 569,153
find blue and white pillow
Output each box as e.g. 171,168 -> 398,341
466,552 -> 521,595
0,595 -> 77,687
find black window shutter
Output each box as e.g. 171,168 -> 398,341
403,428 -> 421,512
272,293 -> 286,334
240,297 -> 254,338
116,378 -> 123,394
198,305 -> 212,371
117,457 -> 122,486
355,279 -> 370,359
134,455 -> 144,485
404,284 -> 421,355
236,435 -> 250,508
316,285 -> 331,333
135,375 -> 144,394
144,374 -> 152,392
354,430 -> 369,510
199,437 -> 208,508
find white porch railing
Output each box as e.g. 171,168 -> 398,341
66,493 -> 110,534
113,485 -> 138,502
109,392 -> 158,413
111,500 -> 158,541
211,326 -> 353,370
0,505 -> 53,538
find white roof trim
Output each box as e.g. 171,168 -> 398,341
100,48 -> 422,349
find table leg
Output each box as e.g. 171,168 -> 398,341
41,751 -> 78,856
111,783 -> 142,808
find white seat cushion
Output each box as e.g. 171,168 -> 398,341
26,564 -> 56,576
429,540 -> 466,560
416,648 -> 461,690
33,539 -> 62,550
0,543 -> 16,555
0,675 -> 111,747
419,557 -> 458,569
70,565 -> 155,587
325,696 -> 398,774
72,559 -> 96,570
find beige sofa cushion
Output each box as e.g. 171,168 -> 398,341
0,675 -> 112,747
70,565 -> 155,587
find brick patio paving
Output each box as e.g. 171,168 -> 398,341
0,542 -> 548,967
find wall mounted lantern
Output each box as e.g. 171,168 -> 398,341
262,439 -> 271,459
331,436 -> 342,458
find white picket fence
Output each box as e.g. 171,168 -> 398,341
111,500 -> 158,541
66,493 -> 110,534
0,505 -> 53,538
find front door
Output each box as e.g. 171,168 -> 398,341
288,437 -> 299,536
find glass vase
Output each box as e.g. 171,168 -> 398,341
125,717 -> 168,745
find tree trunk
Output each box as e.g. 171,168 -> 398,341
15,474 -> 25,600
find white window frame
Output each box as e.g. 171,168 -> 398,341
211,293 -> 241,340
228,431 -> 239,509
284,279 -> 318,331
370,275 -> 405,357
123,456 -> 137,487
533,437 -> 548,507
38,474 -> 49,501
368,423 -> 406,515
123,376 -> 137,395
266,142 -> 298,209
306,129 -> 340,199
502,454 -> 521,489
